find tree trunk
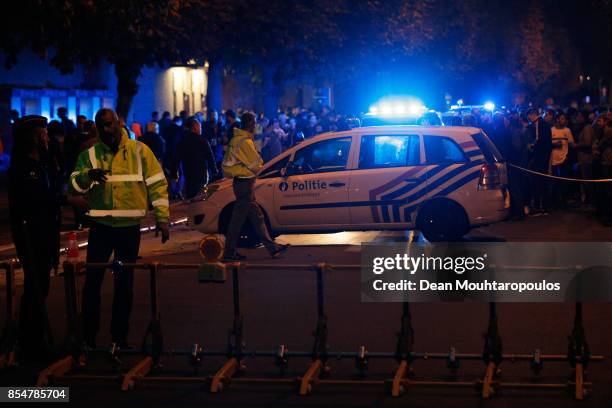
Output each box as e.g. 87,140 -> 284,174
114,61 -> 142,120
262,64 -> 280,119
206,60 -> 223,113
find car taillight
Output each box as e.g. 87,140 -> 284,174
478,162 -> 502,190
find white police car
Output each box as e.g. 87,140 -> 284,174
187,126 -> 509,243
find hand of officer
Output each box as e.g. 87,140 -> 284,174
88,168 -> 109,183
156,222 -> 170,243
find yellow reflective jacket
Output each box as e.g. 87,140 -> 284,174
69,130 -> 169,227
222,128 -> 263,178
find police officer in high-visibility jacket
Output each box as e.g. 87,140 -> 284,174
69,108 -> 169,349
222,112 -> 289,261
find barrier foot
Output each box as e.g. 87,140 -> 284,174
121,356 -> 153,391
37,356 -> 74,387
299,359 -> 323,396
391,359 -> 409,397
210,357 -> 239,393
482,361 -> 497,399
575,362 -> 584,400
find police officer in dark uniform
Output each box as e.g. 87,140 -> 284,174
8,115 -> 62,360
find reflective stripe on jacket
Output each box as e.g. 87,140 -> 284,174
222,128 -> 263,178
69,130 -> 169,227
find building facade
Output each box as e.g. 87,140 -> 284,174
0,51 -> 208,129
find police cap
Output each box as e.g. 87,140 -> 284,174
13,115 -> 48,138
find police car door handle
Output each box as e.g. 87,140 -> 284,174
403,179 -> 420,184
329,182 -> 346,187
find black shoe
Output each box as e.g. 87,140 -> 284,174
271,244 -> 290,258
221,252 -> 247,262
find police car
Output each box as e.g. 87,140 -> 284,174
187,126 -> 509,243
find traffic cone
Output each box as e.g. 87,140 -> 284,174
67,231 -> 80,262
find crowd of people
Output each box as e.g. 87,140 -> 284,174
459,104 -> 612,224
120,106 -> 354,200
6,101 -> 612,218
5,99 -> 612,362
7,102 -> 612,224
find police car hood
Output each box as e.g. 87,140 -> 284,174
209,178 -> 233,190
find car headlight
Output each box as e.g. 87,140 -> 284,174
191,185 -> 220,202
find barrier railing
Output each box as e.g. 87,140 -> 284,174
26,260 -> 605,400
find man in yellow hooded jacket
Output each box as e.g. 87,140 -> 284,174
222,112 -> 289,261
69,108 -> 169,349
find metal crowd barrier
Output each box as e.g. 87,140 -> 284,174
20,260 -> 604,400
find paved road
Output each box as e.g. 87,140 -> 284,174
1,209 -> 612,407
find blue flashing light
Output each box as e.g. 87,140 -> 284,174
408,103 -> 421,115
394,104 -> 406,115
366,96 -> 426,121
484,101 -> 495,111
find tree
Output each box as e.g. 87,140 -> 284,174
1,0 -> 192,118
184,0 -> 349,116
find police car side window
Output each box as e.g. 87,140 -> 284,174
359,135 -> 420,169
292,137 -> 351,173
424,136 -> 467,164
259,156 -> 290,178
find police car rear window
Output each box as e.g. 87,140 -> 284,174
424,135 -> 467,164
471,132 -> 503,162
359,135 -> 420,169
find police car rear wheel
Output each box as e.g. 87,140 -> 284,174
417,200 -> 469,242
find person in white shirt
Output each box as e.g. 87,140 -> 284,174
550,112 -> 575,207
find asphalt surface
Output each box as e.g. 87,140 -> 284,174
1,208 -> 612,407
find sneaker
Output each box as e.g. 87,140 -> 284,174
271,244 -> 290,258
221,252 -> 247,262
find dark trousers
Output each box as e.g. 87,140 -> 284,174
579,163 -> 594,204
529,159 -> 550,211
225,177 -> 276,255
508,166 -> 528,218
83,222 -> 141,344
600,166 -> 612,220
184,176 -> 207,200
16,232 -> 53,352
551,163 -> 568,208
